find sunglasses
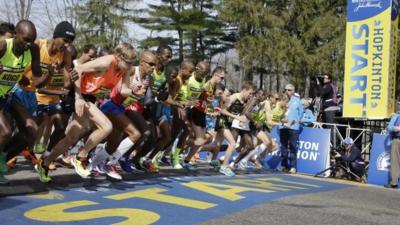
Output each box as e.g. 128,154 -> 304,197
62,38 -> 72,44
144,60 -> 156,67
121,57 -> 135,65
284,89 -> 293,92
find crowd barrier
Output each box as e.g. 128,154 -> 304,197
367,133 -> 391,185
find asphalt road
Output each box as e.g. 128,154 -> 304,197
1,157 -> 399,225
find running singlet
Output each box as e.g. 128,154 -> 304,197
80,55 -> 124,98
110,66 -> 149,112
151,69 -> 166,96
176,75 -> 188,101
268,104 -> 286,130
34,39 -> 65,104
0,38 -> 32,97
186,73 -> 205,112
186,73 -> 205,100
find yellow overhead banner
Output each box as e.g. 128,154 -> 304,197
343,0 -> 399,119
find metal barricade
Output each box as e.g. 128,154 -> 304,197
312,122 -> 375,162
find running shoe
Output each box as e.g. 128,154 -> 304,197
95,161 -> 107,174
35,160 -> 52,183
141,158 -> 159,173
171,154 -> 182,169
210,160 -> 221,171
34,144 -> 47,154
289,168 -> 297,174
219,165 -> 235,177
151,157 -> 160,170
70,155 -> 91,178
236,159 -> 248,170
182,162 -> 197,172
119,158 -> 133,173
104,164 -> 122,180
159,156 -> 170,166
0,173 -> 8,184
0,152 -> 9,173
6,157 -> 16,170
21,149 -> 39,165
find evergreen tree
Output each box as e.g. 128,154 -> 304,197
134,0 -> 228,62
218,0 -> 346,93
73,0 -> 136,50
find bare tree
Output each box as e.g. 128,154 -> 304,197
14,0 -> 34,20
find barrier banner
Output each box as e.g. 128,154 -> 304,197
264,127 -> 331,176
343,0 -> 399,119
367,133 -> 392,185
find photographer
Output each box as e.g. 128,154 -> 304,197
334,137 -> 365,179
316,74 -> 340,123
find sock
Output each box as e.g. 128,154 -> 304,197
108,137 -> 135,165
243,146 -> 260,161
173,147 -> 182,158
255,143 -> 267,156
87,146 -> 109,171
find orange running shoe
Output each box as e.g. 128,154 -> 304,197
21,149 -> 39,165
7,157 -> 17,169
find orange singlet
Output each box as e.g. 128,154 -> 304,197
80,55 -> 124,98
35,39 -> 65,105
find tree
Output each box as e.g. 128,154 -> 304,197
218,0 -> 346,94
0,0 -> 34,22
73,0 -> 137,50
134,0 -> 229,62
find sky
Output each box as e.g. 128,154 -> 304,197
0,0 -> 170,43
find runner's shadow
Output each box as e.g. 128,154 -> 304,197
0,198 -> 28,211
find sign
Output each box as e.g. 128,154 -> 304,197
0,175 -> 351,225
264,127 -> 331,176
367,133 -> 392,185
343,0 -> 399,119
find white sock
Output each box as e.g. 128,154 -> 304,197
243,146 -> 260,161
88,145 -> 109,171
256,143 -> 267,155
108,137 -> 135,165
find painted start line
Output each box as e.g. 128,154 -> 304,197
0,174 -> 351,225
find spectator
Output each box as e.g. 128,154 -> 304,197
279,84 -> 303,174
385,112 -> 400,188
316,74 -> 340,123
300,98 -> 315,127
336,137 -> 365,179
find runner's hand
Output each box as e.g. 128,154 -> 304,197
69,68 -> 79,82
70,68 -> 80,82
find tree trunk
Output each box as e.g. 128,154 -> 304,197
178,29 -> 184,62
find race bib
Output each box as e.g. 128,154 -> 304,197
48,72 -> 64,87
94,87 -> 111,99
231,117 -> 251,131
0,66 -> 23,94
122,95 -> 142,108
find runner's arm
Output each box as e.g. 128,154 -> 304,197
30,43 -> 46,88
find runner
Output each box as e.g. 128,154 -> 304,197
223,82 -> 256,169
0,20 -> 43,184
21,22 -> 75,172
165,60 -> 195,168
180,60 -> 211,171
88,50 -> 157,179
36,43 -> 135,182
